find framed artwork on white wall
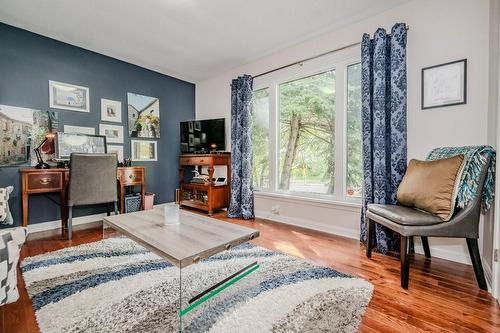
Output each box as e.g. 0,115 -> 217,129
422,59 -> 467,109
99,124 -> 124,143
101,98 -> 122,123
49,80 -> 90,112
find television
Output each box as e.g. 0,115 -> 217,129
54,132 -> 107,160
180,118 -> 226,153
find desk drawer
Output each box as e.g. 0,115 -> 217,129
121,169 -> 144,184
27,173 -> 62,191
180,156 -> 212,165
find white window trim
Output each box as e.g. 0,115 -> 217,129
253,45 -> 361,204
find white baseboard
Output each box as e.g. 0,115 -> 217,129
27,203 -> 171,234
413,244 -> 471,265
254,209 -> 359,240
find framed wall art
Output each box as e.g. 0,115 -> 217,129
422,59 -> 467,109
127,93 -> 160,138
107,145 -> 124,162
64,125 -> 95,135
99,124 -> 124,144
101,98 -> 122,123
131,140 -> 157,161
49,80 -> 90,112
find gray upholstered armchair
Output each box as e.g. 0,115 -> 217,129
365,157 -> 489,290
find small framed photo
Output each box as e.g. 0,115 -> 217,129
49,80 -> 90,112
101,99 -> 122,123
194,121 -> 201,131
188,121 -> 194,133
422,59 -> 467,110
64,125 -> 95,135
99,124 -> 124,144
107,145 -> 124,162
131,140 -> 157,161
188,134 -> 195,146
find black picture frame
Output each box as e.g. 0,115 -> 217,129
421,59 -> 467,110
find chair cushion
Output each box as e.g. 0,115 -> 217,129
368,204 -> 443,226
0,227 -> 27,305
396,155 -> 465,221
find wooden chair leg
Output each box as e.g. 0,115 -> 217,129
466,238 -> 487,290
67,206 -> 73,240
409,236 -> 415,254
400,235 -> 410,289
366,219 -> 375,258
421,236 -> 431,259
106,203 -> 111,216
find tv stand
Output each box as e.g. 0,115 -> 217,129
179,153 -> 231,215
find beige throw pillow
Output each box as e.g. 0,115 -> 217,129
396,155 -> 465,221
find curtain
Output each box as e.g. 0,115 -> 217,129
228,75 -> 254,219
360,23 -> 407,254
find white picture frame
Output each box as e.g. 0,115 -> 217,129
107,145 -> 124,162
422,59 -> 467,109
49,80 -> 90,112
99,124 -> 124,144
131,140 -> 157,161
63,125 -> 95,135
101,98 -> 122,123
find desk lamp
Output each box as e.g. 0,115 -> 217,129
34,132 -> 55,169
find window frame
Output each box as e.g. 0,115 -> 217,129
252,46 -> 361,203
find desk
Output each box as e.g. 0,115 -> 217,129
20,166 -> 145,227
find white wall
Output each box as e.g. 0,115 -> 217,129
196,0 -> 495,266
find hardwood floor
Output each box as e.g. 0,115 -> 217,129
3,213 -> 500,333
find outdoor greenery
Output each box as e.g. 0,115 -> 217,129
251,63 -> 362,197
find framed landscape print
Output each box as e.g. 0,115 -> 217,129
49,80 -> 90,112
107,145 -> 124,161
0,105 -> 58,167
422,59 -> 467,109
127,93 -> 160,138
64,125 -> 95,135
131,140 -> 157,161
99,124 -> 124,144
101,98 -> 122,123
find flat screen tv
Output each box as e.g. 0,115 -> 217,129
180,118 -> 226,153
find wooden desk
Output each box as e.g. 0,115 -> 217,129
20,166 -> 145,227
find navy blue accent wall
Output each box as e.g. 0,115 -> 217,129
0,23 -> 195,228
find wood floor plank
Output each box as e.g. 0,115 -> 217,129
1,213 -> 499,333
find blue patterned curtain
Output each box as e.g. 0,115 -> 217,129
360,23 -> 407,254
228,75 -> 254,219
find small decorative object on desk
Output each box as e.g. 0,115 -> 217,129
164,203 -> 180,225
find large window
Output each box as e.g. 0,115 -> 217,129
279,71 -> 336,194
252,51 -> 361,202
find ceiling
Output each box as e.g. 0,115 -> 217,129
0,0 -> 408,83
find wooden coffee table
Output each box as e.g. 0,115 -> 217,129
102,207 -> 260,331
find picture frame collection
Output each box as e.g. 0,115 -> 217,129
49,80 -> 160,162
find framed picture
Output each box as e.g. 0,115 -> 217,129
49,80 -> 90,112
99,124 -> 124,144
101,99 -> 122,123
188,134 -> 195,146
64,125 -> 95,135
131,140 -> 157,161
55,133 -> 107,159
127,93 -> 160,138
0,105 -> 59,167
422,59 -> 467,109
188,121 -> 194,133
107,145 -> 124,161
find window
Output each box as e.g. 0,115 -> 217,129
252,49 -> 361,202
346,63 -> 362,197
252,88 -> 270,189
278,71 -> 336,194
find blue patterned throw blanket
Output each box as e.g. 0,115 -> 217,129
427,146 -> 496,212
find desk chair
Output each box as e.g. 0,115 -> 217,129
366,157 -> 490,290
67,154 -> 118,239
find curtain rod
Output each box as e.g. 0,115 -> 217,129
252,25 -> 409,80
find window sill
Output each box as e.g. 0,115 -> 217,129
254,190 -> 361,212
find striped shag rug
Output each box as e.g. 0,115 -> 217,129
21,238 -> 373,333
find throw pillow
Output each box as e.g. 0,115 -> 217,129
397,155 -> 465,221
0,186 -> 14,225
0,227 -> 27,305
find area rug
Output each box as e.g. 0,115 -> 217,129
21,238 -> 373,333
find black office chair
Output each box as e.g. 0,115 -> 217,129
67,153 -> 118,239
